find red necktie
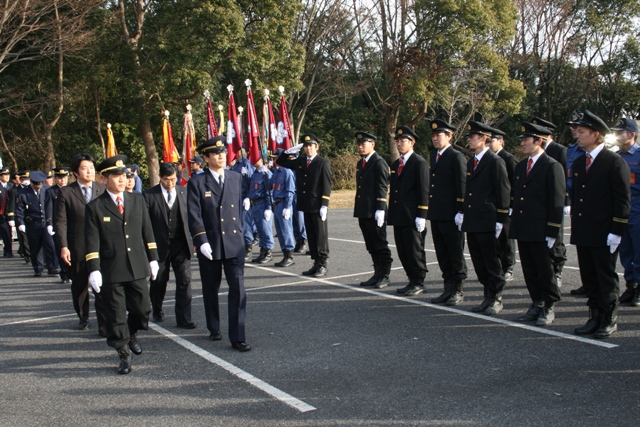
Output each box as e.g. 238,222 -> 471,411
397,156 -> 405,175
586,154 -> 592,173
526,158 -> 533,177
473,157 -> 478,170
116,196 -> 124,216
362,159 -> 366,169
306,158 -> 311,167
436,153 -> 441,162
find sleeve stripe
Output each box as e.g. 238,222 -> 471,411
613,217 -> 629,224
417,205 -> 428,210
85,252 -> 99,261
193,231 -> 206,238
547,222 -> 561,227
376,198 -> 387,202
147,242 -> 157,249
456,198 -> 464,202
496,209 -> 509,213
322,196 -> 330,200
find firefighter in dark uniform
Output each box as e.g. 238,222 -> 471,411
428,119 -> 468,305
532,117 -> 568,288
353,132 -> 392,289
230,154 -> 257,261
570,110 -> 630,338
45,167 -> 69,282
488,128 -> 517,281
388,126 -> 430,296
277,134 -> 332,277
187,136 -> 251,352
7,171 -> 31,263
510,122 -> 565,326
0,167 -> 13,257
246,156 -> 274,264
85,155 -> 160,374
458,121 -> 510,315
269,149 -> 297,267
15,171 -> 58,277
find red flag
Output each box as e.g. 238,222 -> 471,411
162,111 -> 180,163
181,104 -> 196,181
226,85 -> 243,164
277,86 -> 292,150
264,91 -> 278,153
205,92 -> 218,139
245,80 -> 261,164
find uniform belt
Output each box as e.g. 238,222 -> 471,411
272,199 -> 285,207
250,198 -> 264,207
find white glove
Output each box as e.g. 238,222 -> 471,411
495,222 -> 503,239
607,233 -> 622,253
545,236 -> 556,249
18,225 -> 25,233
243,198 -> 250,211
200,242 -> 213,260
259,165 -> 268,173
375,210 -> 385,227
149,260 -> 159,280
264,209 -> 272,221
283,207 -> 291,220
241,166 -> 248,176
319,206 -> 327,221
89,271 -> 102,294
563,206 -> 571,215
415,217 -> 426,233
508,208 -> 513,216
454,213 -> 463,231
8,220 -> 15,227
47,225 -> 55,236
285,143 -> 303,154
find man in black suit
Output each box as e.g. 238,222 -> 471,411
54,154 -> 107,333
7,171 -> 31,263
510,122 -> 565,326
388,126 -> 430,296
532,117 -> 569,288
353,132 -> 392,289
570,110 -> 630,338
459,121 -> 510,315
488,128 -> 518,282
85,155 -> 160,374
428,119 -> 467,305
277,134 -> 332,277
0,167 -> 14,257
45,167 -> 69,282
188,136 -> 250,352
144,162 -> 195,329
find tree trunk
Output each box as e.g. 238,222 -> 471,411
138,100 -> 159,187
385,105 -> 399,162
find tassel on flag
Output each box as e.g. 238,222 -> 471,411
106,123 -> 118,157
204,90 -> 218,139
277,86 -> 292,150
226,85 -> 243,164
162,110 -> 180,163
245,80 -> 262,164
218,104 -> 225,134
182,104 -> 197,181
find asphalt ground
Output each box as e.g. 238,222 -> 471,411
1,208 -> 639,426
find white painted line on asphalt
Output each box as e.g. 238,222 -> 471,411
149,322 -> 317,413
246,264 -> 619,349
0,312 -> 77,326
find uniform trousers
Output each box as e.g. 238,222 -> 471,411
17,227 -> 30,258
69,260 -> 107,327
393,226 -> 427,283
517,240 -> 561,304
358,218 -> 392,266
292,196 -> 307,241
0,216 -> 12,255
431,220 -> 467,283
197,255 -> 246,342
52,235 -> 68,280
102,277 -> 150,349
496,217 -> 516,274
150,240 -> 192,324
250,201 -> 274,250
304,212 -> 329,263
467,231 -> 506,297
576,245 -> 620,309
550,216 -> 567,274
274,203 -> 295,251
619,221 -> 640,283
242,209 -> 255,246
25,222 -> 56,273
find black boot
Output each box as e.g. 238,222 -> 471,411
313,261 -> 327,277
574,308 -> 601,335
360,257 -> 380,287
471,288 -> 491,312
632,286 -> 640,307
431,280 -> 454,304
374,261 -> 392,289
244,244 -> 253,261
516,301 -> 544,322
536,302 -> 556,326
252,233 -> 259,245
252,248 -> 268,263
275,250 -> 295,267
116,346 -> 132,375
294,239 -> 308,254
594,303 -> 618,338
619,280 -> 637,304
445,280 -> 464,306
570,285 -> 586,296
302,261 -> 320,276
257,249 -> 272,264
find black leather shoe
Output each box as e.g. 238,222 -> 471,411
275,251 -> 295,267
516,303 -> 543,322
177,321 -> 197,329
302,264 -> 319,276
396,283 -> 413,294
313,266 -> 327,277
484,299 -> 503,315
209,332 -> 222,341
116,346 -> 132,374
152,311 -> 164,322
471,298 -> 492,313
78,320 -> 89,330
98,326 -> 107,337
431,288 -> 453,304
404,285 -> 425,296
570,285 -> 586,296
374,276 -> 390,289
360,274 -> 379,287
232,341 -> 252,352
445,291 -> 464,306
128,335 -> 142,355
574,309 -> 601,335
536,306 -> 555,326
619,281 -> 637,303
